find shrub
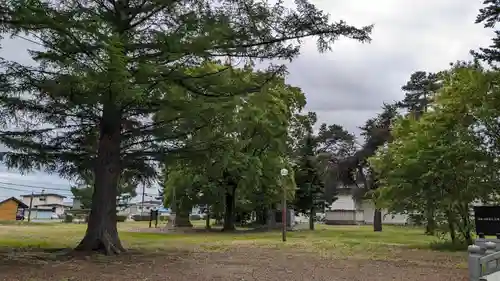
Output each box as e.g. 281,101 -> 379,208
429,240 -> 468,252
190,214 -> 201,220
159,215 -> 170,221
116,215 -> 127,222
132,215 -> 150,221
64,214 -> 74,223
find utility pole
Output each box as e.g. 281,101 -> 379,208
27,191 -> 33,222
141,184 -> 145,215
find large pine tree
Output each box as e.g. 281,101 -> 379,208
293,122 -> 324,230
397,71 -> 439,118
472,0 -> 500,67
0,0 -> 372,254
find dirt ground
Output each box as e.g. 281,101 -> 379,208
0,247 -> 467,281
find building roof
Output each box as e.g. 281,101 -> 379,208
0,197 -> 29,208
20,193 -> 67,199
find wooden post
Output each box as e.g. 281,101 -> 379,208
149,209 -> 152,228
27,191 -> 33,222
154,210 -> 158,228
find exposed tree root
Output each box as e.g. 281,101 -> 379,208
75,229 -> 125,255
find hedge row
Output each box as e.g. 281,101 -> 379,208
64,214 -> 204,223
131,214 -> 203,221
64,214 -> 127,223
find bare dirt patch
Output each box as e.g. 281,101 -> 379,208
0,247 -> 467,281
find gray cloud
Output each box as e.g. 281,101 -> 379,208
285,0 -> 491,133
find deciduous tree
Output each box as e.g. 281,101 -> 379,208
371,64 -> 500,244
0,0 -> 372,254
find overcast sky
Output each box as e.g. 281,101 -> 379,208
0,0 -> 493,201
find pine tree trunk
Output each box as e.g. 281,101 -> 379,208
446,211 -> 456,244
309,206 -> 315,230
222,186 -> 236,231
75,105 -> 124,255
267,206 -> 276,228
255,207 -> 267,225
373,209 -> 382,232
174,213 -> 192,227
424,201 -> 436,235
205,207 -> 211,229
174,199 -> 192,227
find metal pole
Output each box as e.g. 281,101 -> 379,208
141,184 -> 145,215
282,185 -> 287,242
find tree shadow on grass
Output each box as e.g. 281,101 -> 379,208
0,246 -> 193,266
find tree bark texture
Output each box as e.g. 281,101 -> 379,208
222,185 -> 236,231
75,104 -> 124,255
309,206 -> 315,230
424,201 -> 436,235
174,198 -> 192,227
255,207 -> 268,225
267,206 -> 276,228
445,211 -> 456,244
373,209 -> 382,232
205,206 -> 211,229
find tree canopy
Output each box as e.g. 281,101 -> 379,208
0,0 -> 372,254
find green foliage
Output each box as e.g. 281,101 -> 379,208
0,0 -> 372,176
472,0 -> 500,68
64,214 -> 74,223
293,132 -> 325,214
371,64 -> 500,244
0,0 -> 372,251
132,215 -> 151,222
116,215 -> 127,222
189,214 -> 202,221
161,71 -> 305,225
71,176 -> 138,210
397,71 -> 440,117
327,104 -> 398,200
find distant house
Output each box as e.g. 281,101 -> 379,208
121,200 -> 162,216
20,193 -> 70,219
325,185 -> 408,225
0,197 -> 28,221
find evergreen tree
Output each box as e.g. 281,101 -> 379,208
472,0 -> 500,67
328,104 -> 398,232
0,0 -> 371,254
397,71 -> 440,118
293,131 -> 324,230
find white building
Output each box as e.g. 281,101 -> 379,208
20,193 -> 70,219
325,187 -> 408,225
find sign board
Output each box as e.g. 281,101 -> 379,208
474,206 -> 500,236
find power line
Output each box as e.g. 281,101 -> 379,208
0,181 -> 71,192
0,180 -> 160,200
0,185 -> 73,197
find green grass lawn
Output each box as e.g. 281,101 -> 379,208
0,221 -> 469,281
0,221 -> 463,261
